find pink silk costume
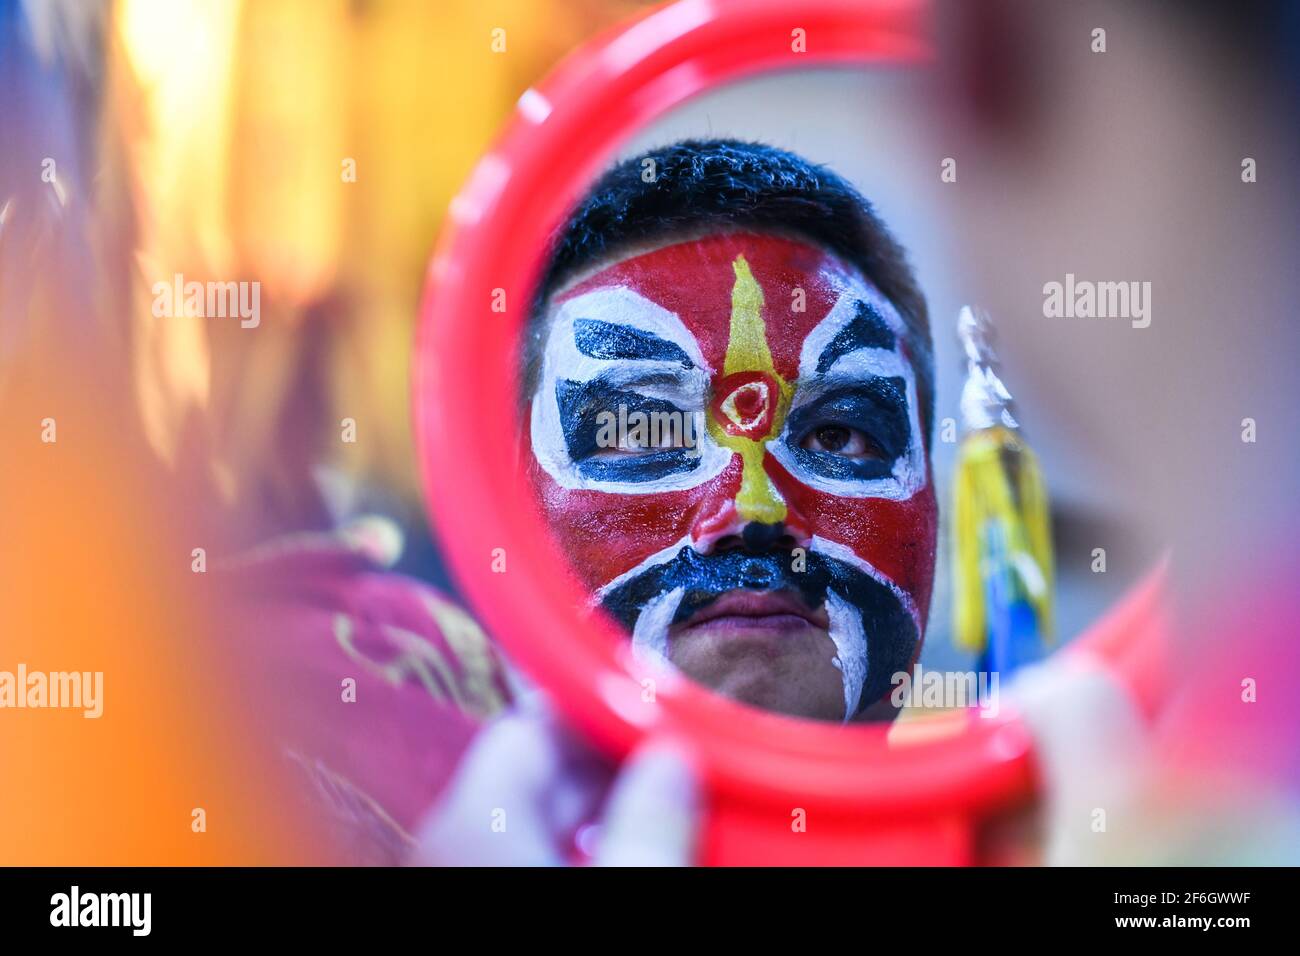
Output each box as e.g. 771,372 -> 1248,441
224,520 -> 513,864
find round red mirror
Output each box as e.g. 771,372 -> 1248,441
414,0 -> 1166,865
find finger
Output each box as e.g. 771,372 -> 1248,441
593,740 -> 700,867
1006,652 -> 1146,865
411,710 -> 604,866
530,705 -> 617,840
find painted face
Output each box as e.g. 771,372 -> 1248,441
527,233 -> 937,721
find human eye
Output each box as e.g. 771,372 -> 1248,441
798,423 -> 887,461
782,378 -> 911,481
589,401 -> 698,460
592,415 -> 694,457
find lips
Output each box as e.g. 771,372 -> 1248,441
673,588 -> 829,632
600,545 -> 919,714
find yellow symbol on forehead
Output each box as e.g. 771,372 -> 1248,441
707,255 -> 793,525
724,255 -> 775,377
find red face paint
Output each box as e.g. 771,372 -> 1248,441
527,232 -> 937,703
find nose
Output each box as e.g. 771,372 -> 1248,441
692,488 -> 811,554
741,521 -> 791,553
706,519 -> 801,559
690,457 -> 814,552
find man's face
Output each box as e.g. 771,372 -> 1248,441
527,232 -> 936,721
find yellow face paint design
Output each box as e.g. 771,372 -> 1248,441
706,254 -> 793,524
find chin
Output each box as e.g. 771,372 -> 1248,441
712,674 -> 845,722
668,625 -> 846,721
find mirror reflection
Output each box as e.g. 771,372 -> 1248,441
521,72 -> 944,722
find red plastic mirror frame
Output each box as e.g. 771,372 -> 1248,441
414,0 -> 1167,864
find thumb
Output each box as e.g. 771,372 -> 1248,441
1007,652 -> 1146,865
593,740 -> 701,867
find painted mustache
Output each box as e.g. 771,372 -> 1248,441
600,546 -> 918,714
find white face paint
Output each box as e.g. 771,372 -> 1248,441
810,535 -> 923,720
530,286 -> 732,494
765,283 -> 927,502
593,535 -> 695,605
809,534 -> 923,634
630,586 -> 684,671
826,592 -> 868,720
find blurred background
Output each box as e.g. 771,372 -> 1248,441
2,0 -> 1298,863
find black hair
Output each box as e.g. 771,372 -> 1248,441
526,138 -> 933,439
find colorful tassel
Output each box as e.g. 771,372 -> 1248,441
951,307 -> 1054,674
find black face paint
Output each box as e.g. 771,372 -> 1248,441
784,377 -> 911,481
600,547 -> 918,712
814,300 -> 895,373
573,318 -> 695,368
555,377 -> 699,482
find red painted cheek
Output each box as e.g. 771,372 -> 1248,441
527,458 -> 745,591
768,457 -> 939,621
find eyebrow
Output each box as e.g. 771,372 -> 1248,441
573,318 -> 694,368
815,300 -> 896,373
